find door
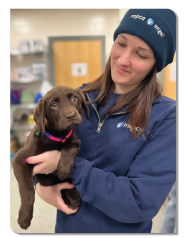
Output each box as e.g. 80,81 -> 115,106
49,36 -> 105,89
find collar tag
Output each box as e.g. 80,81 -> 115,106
36,129 -> 43,137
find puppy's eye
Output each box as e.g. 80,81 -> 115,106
71,96 -> 78,102
51,102 -> 58,108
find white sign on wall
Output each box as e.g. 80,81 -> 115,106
170,62 -> 176,81
71,63 -> 87,77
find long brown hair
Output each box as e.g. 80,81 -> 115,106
82,56 -> 163,139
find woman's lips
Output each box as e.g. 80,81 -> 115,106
116,64 -> 130,74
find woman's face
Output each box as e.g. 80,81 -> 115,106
111,33 -> 156,94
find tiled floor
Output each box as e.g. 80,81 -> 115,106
10,166 -> 168,233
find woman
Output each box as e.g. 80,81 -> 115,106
28,9 -> 176,233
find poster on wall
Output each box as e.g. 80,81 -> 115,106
71,63 -> 87,77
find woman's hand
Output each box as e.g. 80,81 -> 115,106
26,150 -> 61,176
36,182 -> 79,214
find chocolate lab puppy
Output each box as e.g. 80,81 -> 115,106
12,85 -> 89,230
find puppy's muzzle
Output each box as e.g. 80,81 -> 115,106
66,111 -> 77,121
64,110 -> 82,128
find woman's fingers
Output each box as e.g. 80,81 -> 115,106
57,182 -> 75,190
35,182 -> 79,215
26,153 -> 46,164
32,163 -> 44,176
26,151 -> 61,175
57,199 -> 79,214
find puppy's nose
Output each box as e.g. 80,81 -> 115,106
66,111 -> 76,120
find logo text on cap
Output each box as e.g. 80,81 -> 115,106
130,15 -> 146,20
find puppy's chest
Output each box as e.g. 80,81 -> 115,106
32,135 -> 66,154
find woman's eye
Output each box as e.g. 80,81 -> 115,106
71,96 -> 78,102
51,102 -> 58,108
137,53 -> 146,59
118,42 -> 125,48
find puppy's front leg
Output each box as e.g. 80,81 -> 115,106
57,142 -> 80,180
12,149 -> 35,230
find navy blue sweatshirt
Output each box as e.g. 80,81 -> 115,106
35,84 -> 176,233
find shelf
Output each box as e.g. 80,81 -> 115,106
11,52 -> 44,57
10,79 -> 44,84
11,103 -> 37,110
11,125 -> 35,131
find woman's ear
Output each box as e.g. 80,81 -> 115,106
76,88 -> 90,120
34,98 -> 45,132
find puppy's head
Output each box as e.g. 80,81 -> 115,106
34,85 -> 89,132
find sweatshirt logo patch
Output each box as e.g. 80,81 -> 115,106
117,122 -> 124,128
117,122 -> 144,132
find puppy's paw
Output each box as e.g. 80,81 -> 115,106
57,167 -> 71,180
17,206 -> 33,230
61,188 -> 82,210
57,165 -> 71,180
66,188 -> 82,209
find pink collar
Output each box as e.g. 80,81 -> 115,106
44,129 -> 73,143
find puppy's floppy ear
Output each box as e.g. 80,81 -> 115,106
34,98 -> 45,132
76,88 -> 90,120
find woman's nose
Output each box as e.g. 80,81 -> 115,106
117,50 -> 131,66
